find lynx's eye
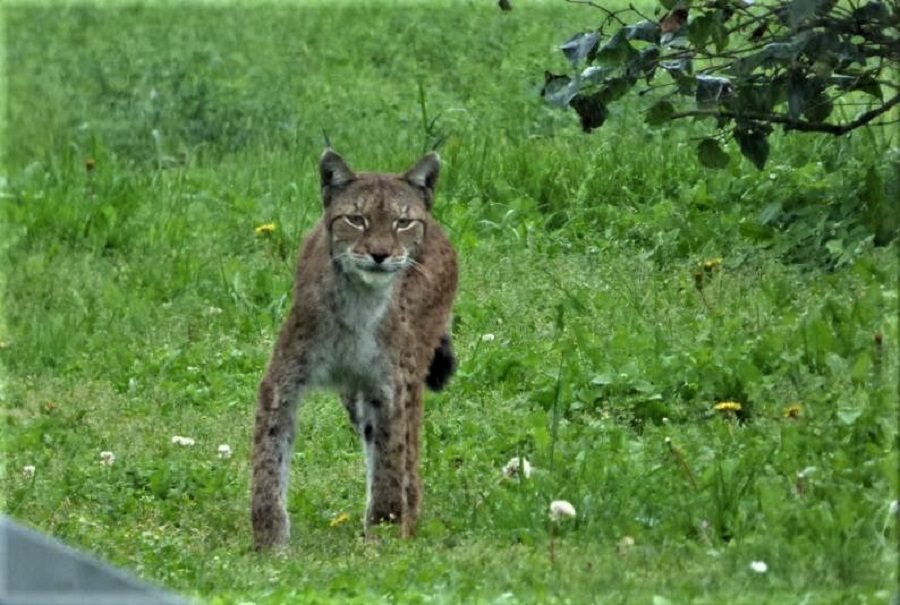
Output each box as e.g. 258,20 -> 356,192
394,218 -> 415,231
344,215 -> 367,229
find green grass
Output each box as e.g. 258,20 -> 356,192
2,2 -> 898,603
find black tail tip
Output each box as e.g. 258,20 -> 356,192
425,334 -> 456,392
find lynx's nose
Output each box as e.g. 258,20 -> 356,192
370,252 -> 389,264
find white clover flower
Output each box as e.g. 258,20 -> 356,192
749,560 -> 768,574
481,333 -> 496,343
22,465 -> 36,479
549,500 -> 576,521
171,435 -> 196,447
99,451 -> 115,466
217,444 -> 232,459
502,456 -> 532,479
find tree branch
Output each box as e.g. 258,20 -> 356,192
669,94 -> 900,135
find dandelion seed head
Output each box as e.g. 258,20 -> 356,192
481,333 -> 496,343
502,457 -> 533,479
549,500 -> 576,521
171,435 -> 196,447
22,465 -> 36,479
217,444 -> 232,459
749,560 -> 768,574
99,451 -> 115,466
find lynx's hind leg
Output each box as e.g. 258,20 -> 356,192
251,372 -> 304,550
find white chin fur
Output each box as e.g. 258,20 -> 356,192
354,268 -> 396,288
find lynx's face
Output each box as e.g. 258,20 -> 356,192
320,150 -> 440,288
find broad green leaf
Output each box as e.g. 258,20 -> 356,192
630,47 -> 660,80
758,201 -> 782,224
837,405 -> 862,425
569,93 -> 608,132
729,82 -> 777,114
831,72 -> 883,100
697,138 -> 730,169
852,0 -> 889,24
787,0 -> 835,28
787,70 -> 811,119
646,99 -> 675,126
541,72 -> 579,108
687,13 -> 714,48
803,88 -> 833,122
597,77 -> 636,104
560,31 -> 600,67
580,65 -> 613,85
595,29 -> 639,66
735,125 -> 769,170
696,75 -> 732,109
625,20 -> 661,43
663,60 -> 695,95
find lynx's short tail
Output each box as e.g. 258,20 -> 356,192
425,334 -> 456,392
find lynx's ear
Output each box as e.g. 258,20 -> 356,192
320,149 -> 355,207
403,152 -> 441,209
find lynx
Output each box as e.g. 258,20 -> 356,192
251,149 -> 458,549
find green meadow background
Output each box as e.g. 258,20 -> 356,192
2,1 -> 897,603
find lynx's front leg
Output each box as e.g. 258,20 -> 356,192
251,372 -> 304,550
360,390 -> 411,538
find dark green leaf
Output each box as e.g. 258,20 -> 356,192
802,89 -> 833,122
541,72 -> 578,108
787,70 -> 809,119
560,32 -> 600,67
595,30 -> 639,66
663,60 -> 695,95
687,13 -> 713,48
787,0 -> 835,28
852,0 -> 889,25
696,75 -> 733,109
697,138 -> 730,169
735,124 -> 770,170
831,72 -> 883,100
627,47 -> 660,80
729,82 -> 777,115
624,20 -> 661,43
569,93 -> 608,132
597,77 -> 636,104
646,99 -> 675,126
580,65 -> 613,85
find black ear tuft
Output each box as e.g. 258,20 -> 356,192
320,149 -> 355,206
425,333 -> 456,392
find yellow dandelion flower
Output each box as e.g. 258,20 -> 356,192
254,222 -> 277,235
329,512 -> 351,528
783,403 -> 803,419
714,401 -> 742,413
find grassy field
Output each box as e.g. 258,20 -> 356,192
2,1 -> 898,603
